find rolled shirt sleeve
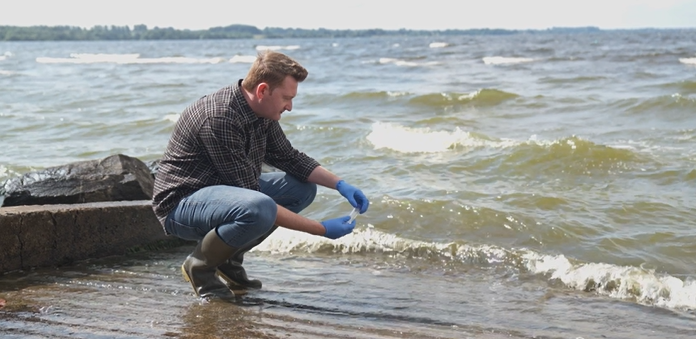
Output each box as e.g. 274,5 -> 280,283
264,120 -> 320,181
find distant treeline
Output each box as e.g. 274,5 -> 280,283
0,24 -> 613,41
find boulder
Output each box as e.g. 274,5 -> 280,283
1,154 -> 154,207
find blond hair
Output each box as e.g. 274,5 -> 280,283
241,50 -> 308,93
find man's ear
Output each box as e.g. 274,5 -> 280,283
256,83 -> 269,99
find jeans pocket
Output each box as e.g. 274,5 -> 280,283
166,218 -> 206,241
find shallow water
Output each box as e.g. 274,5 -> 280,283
1,244 -> 695,338
2,30 -> 696,337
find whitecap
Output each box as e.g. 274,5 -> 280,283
679,58 -> 696,65
163,114 -> 179,123
429,42 -> 449,48
483,56 -> 534,65
253,222 -> 696,311
255,45 -> 300,51
132,57 -> 226,64
366,122 -> 492,153
0,51 -> 12,61
254,225 -> 509,264
36,53 -> 228,65
386,91 -> 409,97
229,55 -> 257,63
378,58 -> 437,67
36,53 -> 136,64
522,251 -> 696,310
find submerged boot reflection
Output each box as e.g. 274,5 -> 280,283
179,301 -> 276,339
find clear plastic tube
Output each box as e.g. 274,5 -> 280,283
348,207 -> 360,223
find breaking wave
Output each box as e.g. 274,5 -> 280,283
255,227 -> 696,311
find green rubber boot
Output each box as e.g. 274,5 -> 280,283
216,225 -> 278,290
181,229 -> 237,300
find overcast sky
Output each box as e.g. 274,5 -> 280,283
1,0 -> 695,31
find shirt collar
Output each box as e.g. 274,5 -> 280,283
232,80 -> 257,126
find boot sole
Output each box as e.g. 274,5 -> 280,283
183,265 -> 238,299
181,264 -> 200,297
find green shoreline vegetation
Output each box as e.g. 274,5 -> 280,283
1,24 -> 693,41
0,24 -> 616,41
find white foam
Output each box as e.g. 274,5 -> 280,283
365,125 -> 586,154
366,122 -> 505,153
386,91 -> 409,98
255,45 -> 300,51
378,58 -> 438,67
253,226 -> 508,263
229,55 -> 256,63
0,70 -> 14,75
0,56 -> 5,61
0,165 -> 19,184
606,138 -> 685,156
39,53 -> 140,64
36,53 -> 228,64
679,58 -> 696,65
523,252 -> 696,310
429,42 -> 449,48
253,224 -> 696,311
483,56 -> 534,65
379,57 -> 417,67
163,114 -> 179,123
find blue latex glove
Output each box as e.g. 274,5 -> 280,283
321,215 -> 356,239
336,180 -> 369,213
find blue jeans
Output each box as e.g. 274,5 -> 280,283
164,172 -> 317,248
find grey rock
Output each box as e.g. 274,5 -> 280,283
1,154 -> 154,207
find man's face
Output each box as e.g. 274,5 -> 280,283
256,75 -> 297,121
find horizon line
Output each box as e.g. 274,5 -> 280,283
2,24 -> 696,32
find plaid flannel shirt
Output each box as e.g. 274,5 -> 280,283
152,80 -> 320,230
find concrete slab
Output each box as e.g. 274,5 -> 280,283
0,200 -> 179,274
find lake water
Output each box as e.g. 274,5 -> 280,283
1,31 -> 696,338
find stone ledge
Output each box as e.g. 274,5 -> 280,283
0,200 -> 179,274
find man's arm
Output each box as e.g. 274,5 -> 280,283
274,167 -> 359,238
275,204 -> 326,235
306,165 -> 341,189
308,165 -> 370,214
275,204 -> 355,240
264,121 -> 320,180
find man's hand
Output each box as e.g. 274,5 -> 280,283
336,180 -> 369,213
321,216 -> 356,239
